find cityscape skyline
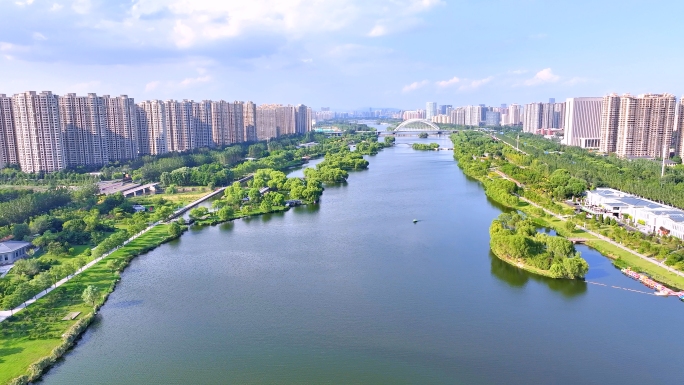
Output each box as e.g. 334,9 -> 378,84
2,1 -> 684,109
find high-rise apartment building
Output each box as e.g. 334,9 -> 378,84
485,111 -> 501,126
210,101 -> 244,146
505,104 -> 522,126
256,104 -> 296,140
12,91 -> 65,173
0,95 -> 19,167
402,110 -> 425,120
464,106 -> 482,126
137,100 -> 168,155
102,95 -> 139,162
563,97 -> 602,148
599,94 -> 621,153
524,101 -> 564,133
164,100 -> 195,152
58,93 -> 109,167
295,104 -> 312,134
243,101 -> 257,142
523,103 -> 542,133
194,100 -> 213,149
426,102 -> 437,120
450,107 -> 465,125
617,94 -> 676,158
600,93 -> 676,158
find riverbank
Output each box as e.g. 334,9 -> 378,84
465,162 -> 684,290
0,224 -> 186,385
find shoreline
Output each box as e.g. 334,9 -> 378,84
2,141 -> 380,384
456,158 -> 684,291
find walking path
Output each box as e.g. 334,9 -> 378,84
0,181 -> 238,323
0,222 -> 159,322
492,169 -> 684,280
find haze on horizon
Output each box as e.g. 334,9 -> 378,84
0,0 -> 681,109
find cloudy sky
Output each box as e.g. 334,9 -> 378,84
1,0 -> 682,110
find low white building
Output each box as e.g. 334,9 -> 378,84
585,188 -> 684,239
0,241 -> 32,265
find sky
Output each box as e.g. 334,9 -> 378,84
1,0 -> 683,110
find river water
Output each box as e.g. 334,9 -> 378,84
42,135 -> 684,384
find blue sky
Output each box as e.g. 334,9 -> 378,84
1,0 -> 682,110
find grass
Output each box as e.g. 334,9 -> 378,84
478,169 -> 684,289
0,224 -> 176,385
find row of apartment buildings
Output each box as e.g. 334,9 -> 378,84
411,94 -> 684,160
404,104 -> 524,127
526,94 -> 683,160
0,91 -> 312,173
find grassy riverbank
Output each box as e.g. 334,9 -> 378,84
450,131 -> 684,289
0,224 -> 181,385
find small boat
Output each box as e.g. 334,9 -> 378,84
655,290 -> 670,297
413,219 -> 418,223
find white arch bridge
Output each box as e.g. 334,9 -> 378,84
393,119 -> 443,132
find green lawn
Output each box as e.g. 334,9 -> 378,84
0,224 -> 174,384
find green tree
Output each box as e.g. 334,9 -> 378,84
12,223 -> 30,241
168,222 -> 182,238
218,206 -> 234,221
564,221 -> 575,232
82,285 -> 100,311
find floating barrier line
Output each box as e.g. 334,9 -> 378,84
585,280 -> 655,295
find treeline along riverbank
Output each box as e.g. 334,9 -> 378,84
451,130 -> 684,289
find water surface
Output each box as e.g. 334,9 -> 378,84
42,136 -> 684,384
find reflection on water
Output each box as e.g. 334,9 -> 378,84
489,251 -> 587,298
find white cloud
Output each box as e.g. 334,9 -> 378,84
50,3 -> 63,11
180,75 -> 211,86
402,80 -> 428,93
523,68 -> 559,86
71,0 -> 91,14
509,69 -> 527,75
33,32 -> 47,41
459,76 -> 493,90
145,81 -> 160,92
368,25 -> 387,37
528,33 -> 547,39
15,0 -> 35,6
116,0 -> 444,48
436,76 -> 460,88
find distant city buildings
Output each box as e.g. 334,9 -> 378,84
0,90 -> 312,173
426,102 -> 437,120
563,97 -> 602,149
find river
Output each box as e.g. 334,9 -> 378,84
42,134 -> 684,384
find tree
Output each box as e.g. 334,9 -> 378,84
384,136 -> 396,146
260,200 -> 272,212
189,207 -> 209,220
12,223 -> 30,241
13,258 -> 41,278
218,206 -> 234,221
564,220 -> 575,232
106,259 -> 119,274
563,257 -> 589,279
168,222 -> 182,238
82,285 -> 100,311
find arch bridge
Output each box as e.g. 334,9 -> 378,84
393,119 -> 442,132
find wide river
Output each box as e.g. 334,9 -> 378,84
43,135 -> 684,384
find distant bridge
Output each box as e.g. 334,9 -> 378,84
393,119 -> 442,132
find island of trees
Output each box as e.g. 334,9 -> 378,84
412,143 -> 440,151
490,213 -> 589,279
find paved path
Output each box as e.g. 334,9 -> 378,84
492,170 -> 684,280
0,183 -> 234,322
0,222 -> 159,322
